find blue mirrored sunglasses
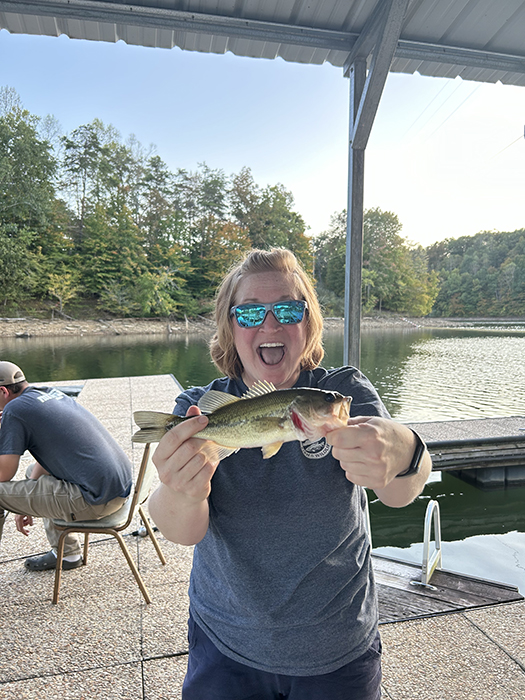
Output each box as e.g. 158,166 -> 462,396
230,300 -> 308,328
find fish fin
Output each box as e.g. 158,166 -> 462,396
261,441 -> 284,459
132,427 -> 166,443
133,410 -> 175,428
198,380 -> 276,414
201,442 -> 239,462
132,411 -> 178,444
242,380 -> 276,400
198,390 -> 241,414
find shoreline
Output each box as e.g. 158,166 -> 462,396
0,314 -> 510,339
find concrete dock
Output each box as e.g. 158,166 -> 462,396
1,375 -> 524,699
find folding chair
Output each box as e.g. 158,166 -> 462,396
52,442 -> 166,604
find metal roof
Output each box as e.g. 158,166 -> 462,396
1,0 -> 525,87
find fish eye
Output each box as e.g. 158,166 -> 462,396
323,392 -> 336,403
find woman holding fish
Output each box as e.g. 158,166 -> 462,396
144,248 -> 431,699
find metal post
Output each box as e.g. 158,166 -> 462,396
344,58 -> 366,368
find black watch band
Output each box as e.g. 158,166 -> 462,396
396,429 -> 426,478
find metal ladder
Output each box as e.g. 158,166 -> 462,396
364,491 -> 443,586
419,498 -> 442,586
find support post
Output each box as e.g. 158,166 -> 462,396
342,0 -> 409,367
344,59 -> 366,368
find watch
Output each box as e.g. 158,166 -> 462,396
396,429 -> 426,478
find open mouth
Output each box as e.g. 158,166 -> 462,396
258,342 -> 285,366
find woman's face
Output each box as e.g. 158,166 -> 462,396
232,272 -> 308,389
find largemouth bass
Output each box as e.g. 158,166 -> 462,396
132,380 -> 351,460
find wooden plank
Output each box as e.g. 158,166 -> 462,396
372,554 -> 523,624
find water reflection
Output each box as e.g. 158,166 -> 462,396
2,326 -> 525,419
369,471 -> 525,593
325,327 -> 525,421
375,532 -> 525,594
0,333 -> 220,387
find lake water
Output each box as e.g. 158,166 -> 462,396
2,324 -> 525,591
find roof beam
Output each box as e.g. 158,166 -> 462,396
0,0 -> 358,52
396,40 -> 525,75
345,0 -> 410,150
2,0 -> 525,76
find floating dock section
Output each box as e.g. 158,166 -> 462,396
407,416 -> 525,489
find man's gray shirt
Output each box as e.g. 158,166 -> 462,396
0,387 -> 132,504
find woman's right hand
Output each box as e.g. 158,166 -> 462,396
153,405 -> 220,504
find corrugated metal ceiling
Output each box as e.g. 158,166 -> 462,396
1,0 -> 525,86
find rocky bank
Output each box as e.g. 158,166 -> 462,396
0,314 -> 473,339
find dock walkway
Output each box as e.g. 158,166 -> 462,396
1,375 -> 524,699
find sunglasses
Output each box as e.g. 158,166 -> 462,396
230,300 -> 308,328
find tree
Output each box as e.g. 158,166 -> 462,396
80,204 -> 148,303
48,271 -> 80,314
313,208 -> 438,316
0,86 -> 23,115
0,108 -> 57,231
0,94 -> 65,308
0,225 -> 36,307
61,121 -> 109,244
230,166 -> 260,231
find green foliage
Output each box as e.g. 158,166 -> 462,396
0,224 -> 36,307
428,230 -> 525,316
0,107 -> 57,230
313,208 -> 438,317
0,90 -> 317,319
230,168 -> 313,271
20,88 -> 525,322
48,271 -> 80,312
0,102 -> 63,308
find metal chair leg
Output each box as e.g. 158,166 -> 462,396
138,506 -> 166,565
83,532 -> 90,564
113,531 -> 152,604
53,530 -> 68,604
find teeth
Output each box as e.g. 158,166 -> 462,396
259,343 -> 284,348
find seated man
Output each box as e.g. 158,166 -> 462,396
0,361 -> 132,571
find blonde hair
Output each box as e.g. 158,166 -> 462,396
210,248 -> 324,378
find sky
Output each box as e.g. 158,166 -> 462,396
1,29 -> 524,248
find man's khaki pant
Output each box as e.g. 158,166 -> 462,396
0,466 -> 127,556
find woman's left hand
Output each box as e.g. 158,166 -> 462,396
326,416 -> 432,507
326,416 -> 416,489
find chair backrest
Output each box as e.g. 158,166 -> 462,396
134,442 -> 159,508
68,443 -> 159,533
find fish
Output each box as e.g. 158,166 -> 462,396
132,380 -> 352,460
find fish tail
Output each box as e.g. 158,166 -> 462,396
132,410 -> 180,443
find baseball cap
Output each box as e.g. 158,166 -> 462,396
0,361 -> 26,387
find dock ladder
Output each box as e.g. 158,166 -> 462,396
364,492 -> 443,586
420,499 -> 442,586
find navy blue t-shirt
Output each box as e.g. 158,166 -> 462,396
0,387 -> 132,504
174,366 -> 390,676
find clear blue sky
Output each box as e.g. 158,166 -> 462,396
1,29 -> 524,247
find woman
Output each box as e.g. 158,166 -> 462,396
148,248 -> 431,699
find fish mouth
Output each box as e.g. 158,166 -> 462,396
258,342 -> 285,366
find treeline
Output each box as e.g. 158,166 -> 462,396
1,86 -> 524,319
1,87 -> 311,318
427,231 -> 525,316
